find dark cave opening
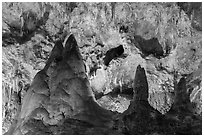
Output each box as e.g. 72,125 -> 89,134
103,45 -> 124,66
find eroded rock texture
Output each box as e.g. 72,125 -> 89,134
2,2 -> 202,135
5,34 -> 115,135
117,65 -> 162,134
117,65 -> 201,135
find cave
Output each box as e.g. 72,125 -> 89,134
2,2 -> 202,135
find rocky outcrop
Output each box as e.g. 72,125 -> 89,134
4,34 -> 202,134
115,65 -> 202,135
5,34 -> 115,135
2,2 -> 202,135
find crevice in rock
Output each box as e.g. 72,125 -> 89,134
89,64 -> 100,77
119,25 -> 129,33
103,45 -> 124,66
94,92 -> 104,100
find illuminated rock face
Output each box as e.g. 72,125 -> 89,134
6,34 -> 114,135
2,2 -> 202,135
4,37 -> 202,134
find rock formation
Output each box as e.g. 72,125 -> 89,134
116,65 -> 202,135
5,34 -> 115,135
2,2 -> 202,135
160,77 -> 202,134
4,39 -> 202,134
117,65 -> 162,134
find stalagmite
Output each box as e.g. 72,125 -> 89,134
5,34 -> 115,135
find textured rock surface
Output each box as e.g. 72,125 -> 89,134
117,65 -> 163,134
5,34 -> 115,135
116,65 -> 202,135
2,2 -> 202,135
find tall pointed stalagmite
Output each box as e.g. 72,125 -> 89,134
61,34 -> 114,126
5,34 -> 115,135
166,77 -> 194,118
173,77 -> 192,111
120,65 -> 161,134
133,65 -> 149,102
44,40 -> 64,71
123,65 -> 150,113
62,34 -> 86,76
162,77 -> 202,134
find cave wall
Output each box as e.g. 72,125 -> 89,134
2,2 -> 202,134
